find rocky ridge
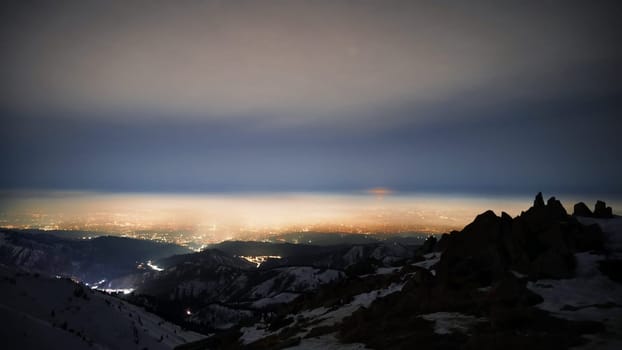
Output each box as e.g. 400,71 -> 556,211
181,193 -> 621,349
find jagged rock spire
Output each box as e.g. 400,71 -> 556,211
534,192 -> 545,208
573,200 -> 613,218
573,202 -> 593,217
594,200 -> 613,218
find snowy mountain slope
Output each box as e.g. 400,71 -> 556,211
122,264 -> 347,334
0,265 -> 206,350
237,279 -> 406,348
179,266 -> 414,349
0,229 -> 190,284
246,267 -> 344,299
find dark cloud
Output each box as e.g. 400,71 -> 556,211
2,93 -> 620,194
1,0 -> 620,123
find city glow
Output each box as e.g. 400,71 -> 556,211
1,191 -> 618,247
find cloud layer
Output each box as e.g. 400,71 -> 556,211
1,0 -> 619,125
1,1 -> 620,194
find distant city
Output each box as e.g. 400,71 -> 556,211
3,191 -> 618,250
0,192 -> 495,248
0,209 -> 452,250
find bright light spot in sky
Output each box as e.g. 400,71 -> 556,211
367,188 -> 393,196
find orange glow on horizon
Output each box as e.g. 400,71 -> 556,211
2,191 -> 616,246
367,187 -> 393,196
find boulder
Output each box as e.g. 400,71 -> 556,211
573,202 -> 593,217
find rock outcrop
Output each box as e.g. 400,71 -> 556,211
183,193 -> 615,350
434,193 -> 597,286
573,202 -> 593,217
594,200 -> 614,218
573,200 -> 614,218
335,193 -> 610,349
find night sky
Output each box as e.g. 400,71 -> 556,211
1,0 -> 621,195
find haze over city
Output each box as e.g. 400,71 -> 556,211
2,191 -> 620,247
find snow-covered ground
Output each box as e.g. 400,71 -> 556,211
412,252 -> 441,275
372,266 -> 401,275
284,333 -> 369,350
301,281 -> 406,329
0,266 -> 206,350
420,312 -> 487,335
528,217 -> 622,350
248,266 -> 344,299
239,281 -> 406,346
251,292 -> 300,308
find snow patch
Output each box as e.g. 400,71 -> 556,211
249,267 -> 344,298
300,282 -> 405,329
284,333 -> 369,349
511,270 -> 527,278
239,324 -> 274,345
527,254 -> 622,319
412,252 -> 441,274
251,292 -> 300,308
420,312 -> 487,335
374,266 -> 401,275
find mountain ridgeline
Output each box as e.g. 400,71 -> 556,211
0,230 -> 191,284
